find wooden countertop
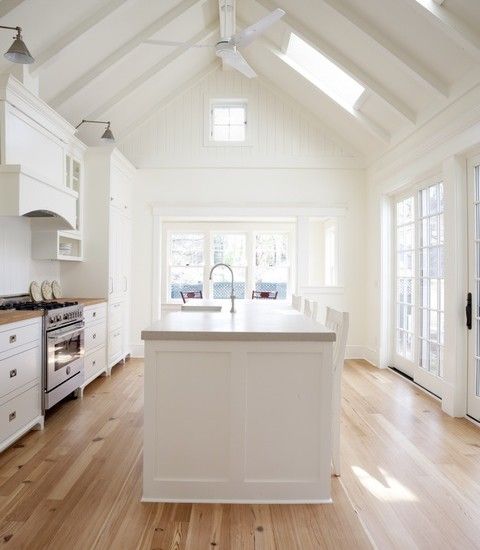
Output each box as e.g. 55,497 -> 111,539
0,310 -> 43,326
66,298 -> 107,306
142,302 -> 336,342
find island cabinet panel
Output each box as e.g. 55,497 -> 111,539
153,351 -> 230,481
143,339 -> 333,503
244,352 -> 329,482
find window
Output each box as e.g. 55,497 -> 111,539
284,33 -> 365,111
212,233 -> 247,298
254,233 -> 289,299
210,100 -> 247,142
168,233 -> 205,300
163,222 -> 294,302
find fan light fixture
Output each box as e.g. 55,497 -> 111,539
1,26 -> 34,64
75,119 -> 115,142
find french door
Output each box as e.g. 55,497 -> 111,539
467,156 -> 480,421
393,180 -> 445,397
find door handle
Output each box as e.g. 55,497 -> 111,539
466,292 -> 472,330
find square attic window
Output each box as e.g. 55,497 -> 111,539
285,32 -> 365,111
210,100 -> 247,142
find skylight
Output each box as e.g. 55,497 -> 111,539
284,33 -> 365,111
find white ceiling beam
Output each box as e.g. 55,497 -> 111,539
218,0 -> 235,39
0,0 -> 24,19
259,38 -> 390,143
86,23 -> 217,121
256,0 -> 416,125
31,0 -> 129,74
320,0 -> 449,99
403,0 -> 480,61
49,0 -> 203,110
118,60 -> 220,141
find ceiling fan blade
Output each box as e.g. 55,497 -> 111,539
144,39 -> 215,48
230,8 -> 285,48
222,51 -> 257,78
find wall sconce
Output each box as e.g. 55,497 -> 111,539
0,26 -> 34,64
75,119 -> 115,141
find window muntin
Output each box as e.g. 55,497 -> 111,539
284,32 -> 365,111
419,182 -> 445,377
210,101 -> 247,142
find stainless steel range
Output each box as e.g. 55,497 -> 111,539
0,295 -> 85,410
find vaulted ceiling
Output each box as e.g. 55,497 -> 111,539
1,0 -> 479,163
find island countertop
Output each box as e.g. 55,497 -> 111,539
142,302 -> 335,342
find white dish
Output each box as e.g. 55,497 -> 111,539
41,280 -> 53,300
29,281 -> 42,302
51,280 -> 62,299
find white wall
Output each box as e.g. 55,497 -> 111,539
0,216 -> 60,296
130,168 -> 367,355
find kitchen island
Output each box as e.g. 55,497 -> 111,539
141,301 -> 336,503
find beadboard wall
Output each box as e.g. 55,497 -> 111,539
0,217 -> 60,296
119,67 -> 361,169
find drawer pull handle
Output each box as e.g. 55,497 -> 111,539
9,411 -> 16,422
93,333 -> 96,339
10,369 -> 17,378
9,334 -> 17,344
92,360 -> 96,366
93,312 -> 96,317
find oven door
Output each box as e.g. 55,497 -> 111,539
46,322 -> 84,391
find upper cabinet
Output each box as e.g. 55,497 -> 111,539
0,75 -> 86,231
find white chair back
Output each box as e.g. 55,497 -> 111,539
325,306 -> 349,476
304,298 -> 313,318
304,298 -> 319,321
292,294 -> 302,312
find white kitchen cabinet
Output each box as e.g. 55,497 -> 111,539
79,302 -> 107,396
0,317 -> 44,453
61,147 -> 135,373
0,75 -> 86,233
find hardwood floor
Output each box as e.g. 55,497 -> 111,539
0,358 -> 479,549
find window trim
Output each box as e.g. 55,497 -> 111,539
204,97 -> 251,147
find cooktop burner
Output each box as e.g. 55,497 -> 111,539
13,301 -> 79,311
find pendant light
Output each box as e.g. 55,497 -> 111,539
75,119 -> 116,142
1,26 -> 34,64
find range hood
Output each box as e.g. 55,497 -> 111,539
0,165 -> 76,230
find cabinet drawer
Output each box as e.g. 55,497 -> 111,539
84,303 -> 106,325
108,329 -> 122,362
0,344 -> 41,400
84,323 -> 106,353
109,301 -> 123,329
85,347 -> 106,381
0,385 -> 41,444
0,320 -> 41,354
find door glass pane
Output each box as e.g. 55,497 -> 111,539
395,196 -> 415,361
419,182 -> 444,378
254,233 -> 289,299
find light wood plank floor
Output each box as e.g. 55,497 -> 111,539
0,358 -> 479,549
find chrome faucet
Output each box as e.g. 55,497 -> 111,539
209,263 -> 236,313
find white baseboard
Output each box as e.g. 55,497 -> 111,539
345,345 -> 378,367
130,343 -> 145,358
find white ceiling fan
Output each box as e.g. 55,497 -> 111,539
144,0 -> 285,78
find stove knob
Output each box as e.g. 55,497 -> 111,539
63,313 -> 69,320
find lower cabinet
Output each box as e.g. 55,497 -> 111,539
80,302 -> 107,395
0,318 -> 43,453
108,298 -> 129,371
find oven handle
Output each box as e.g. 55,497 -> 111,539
47,324 -> 84,341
